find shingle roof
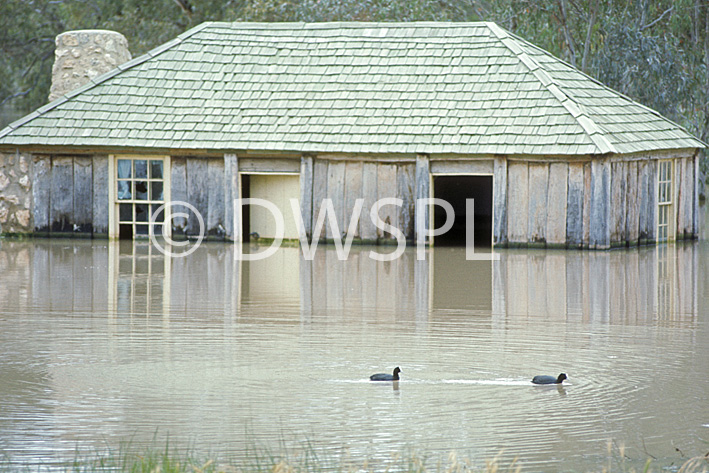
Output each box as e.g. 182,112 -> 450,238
0,21 -> 703,155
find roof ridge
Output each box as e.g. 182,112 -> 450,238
486,22 -> 617,155
0,22 -> 214,140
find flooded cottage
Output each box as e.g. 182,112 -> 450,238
0,22 -> 704,248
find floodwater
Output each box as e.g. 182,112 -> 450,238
0,235 -> 708,472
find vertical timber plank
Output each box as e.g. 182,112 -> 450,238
92,155 -> 109,237
326,161 -> 346,241
171,157 -> 187,237
376,163 -> 398,241
344,161 -> 363,240
493,157 -> 507,246
610,161 -> 626,246
646,160 -> 657,242
638,161 -> 649,244
73,156 -> 93,234
397,163 -> 415,241
589,158 -> 611,249
361,162 -> 378,243
312,159 -> 329,242
566,162 -> 584,248
625,161 -> 639,246
223,154 -> 238,241
32,155 -> 51,234
693,154 -> 699,237
299,155 -> 313,241
414,154 -> 430,246
207,157 -> 225,238
506,161 -> 528,245
582,162 -> 592,247
546,162 -> 568,246
527,162 -> 548,245
50,156 -> 73,234
186,158 -> 208,237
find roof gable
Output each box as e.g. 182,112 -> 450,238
0,21 -> 703,155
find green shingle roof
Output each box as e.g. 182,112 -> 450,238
0,21 -> 704,155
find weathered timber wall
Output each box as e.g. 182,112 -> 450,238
172,156 -> 229,239
501,154 -> 696,249
31,154 -> 104,237
306,158 -> 417,243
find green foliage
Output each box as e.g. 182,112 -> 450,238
1,0 -> 709,179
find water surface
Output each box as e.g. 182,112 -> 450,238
0,237 -> 707,472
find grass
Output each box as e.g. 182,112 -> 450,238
1,441 -> 707,473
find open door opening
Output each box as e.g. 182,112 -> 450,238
433,175 -> 493,247
240,173 -> 300,242
241,174 -> 252,242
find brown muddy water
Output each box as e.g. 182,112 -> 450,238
0,236 -> 708,472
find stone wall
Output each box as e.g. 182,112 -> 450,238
0,151 -> 32,234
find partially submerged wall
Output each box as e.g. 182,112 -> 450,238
503,152 -> 698,249
0,151 -> 32,234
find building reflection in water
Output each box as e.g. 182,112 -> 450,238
0,239 -> 697,326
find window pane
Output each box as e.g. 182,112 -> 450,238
150,224 -> 163,237
117,159 -> 132,178
150,160 -> 163,179
150,204 -> 165,223
135,160 -> 148,179
117,181 -> 132,200
135,224 -> 149,235
135,181 -> 148,200
151,182 -> 164,201
119,203 -> 132,222
135,204 -> 149,222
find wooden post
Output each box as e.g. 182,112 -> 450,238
32,155 -> 51,235
589,158 -> 611,249
223,153 -> 239,241
492,157 -> 507,246
299,155 -> 314,241
414,153 -> 430,246
92,155 -> 109,237
693,153 -> 699,238
647,160 -> 657,243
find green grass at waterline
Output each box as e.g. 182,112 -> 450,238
1,443 -> 708,473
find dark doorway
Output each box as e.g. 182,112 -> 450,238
240,174 -> 252,242
432,175 -> 493,247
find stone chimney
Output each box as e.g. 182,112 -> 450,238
49,30 -> 131,102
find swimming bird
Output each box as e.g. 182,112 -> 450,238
370,367 -> 401,381
532,373 -> 567,385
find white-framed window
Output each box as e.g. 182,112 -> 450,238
657,160 -> 674,243
109,155 -> 170,239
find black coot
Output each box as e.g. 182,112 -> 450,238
532,373 -> 567,385
370,367 -> 401,381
